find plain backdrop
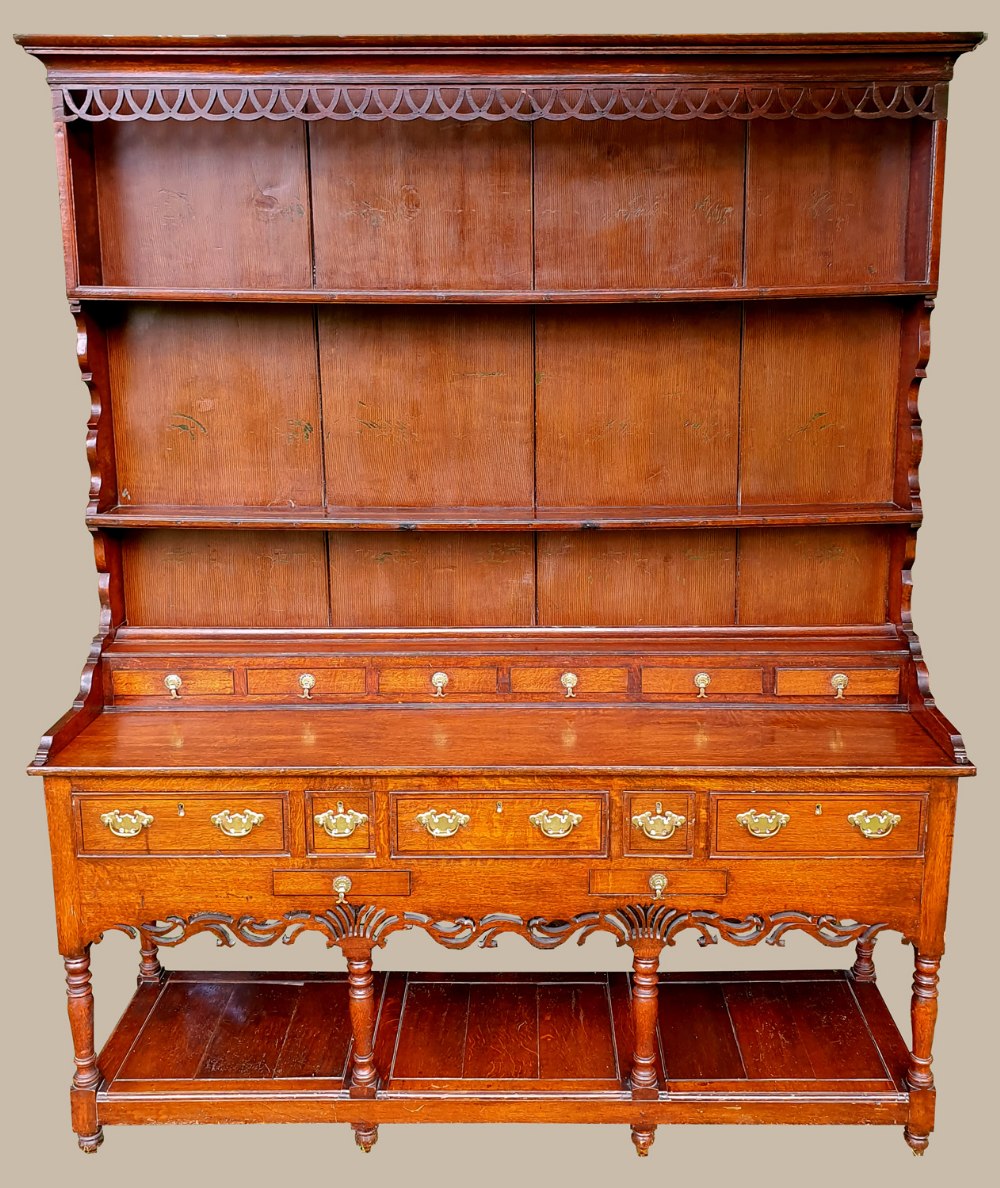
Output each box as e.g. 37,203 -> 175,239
1,2 -> 997,1186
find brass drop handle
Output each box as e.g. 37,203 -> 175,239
560,672 -> 578,698
736,808 -> 790,839
332,875 -> 352,904
298,673 -> 316,699
529,808 -> 583,838
416,808 -> 470,837
831,672 -> 849,699
631,802 -> 687,840
693,672 -> 711,698
163,673 -> 182,698
430,671 -> 449,697
315,802 -> 368,839
648,872 -> 668,900
100,808 -> 154,838
211,808 -> 265,837
848,809 -> 901,839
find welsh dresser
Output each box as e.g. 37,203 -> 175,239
17,32 -> 982,1158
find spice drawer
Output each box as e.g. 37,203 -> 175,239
391,791 -> 608,856
775,668 -> 900,699
247,667 -> 366,699
75,793 -> 287,855
641,667 -> 764,697
510,667 -> 629,698
111,668 -> 235,700
712,794 -> 925,855
379,667 -> 498,698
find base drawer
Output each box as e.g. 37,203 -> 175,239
589,868 -> 729,898
713,794 -> 925,855
273,869 -> 411,897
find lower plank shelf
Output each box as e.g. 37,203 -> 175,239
95,967 -> 910,1127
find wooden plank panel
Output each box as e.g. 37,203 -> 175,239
538,983 -> 618,1081
199,983 -> 301,1079
737,527 -> 890,626
373,972 -> 407,1085
784,978 -> 890,1081
390,981 -> 470,1080
746,120 -> 911,286
535,306 -> 741,508
108,306 -> 323,508
319,308 -> 533,509
534,120 -> 745,289
538,531 -> 737,626
463,983 -> 539,1080
95,120 -> 311,288
310,120 -> 532,289
273,979 -> 353,1080
658,980 -> 746,1081
328,532 -> 534,627
741,302 -> 902,505
723,982 -> 817,1079
122,531 -> 330,628
118,981 -> 232,1080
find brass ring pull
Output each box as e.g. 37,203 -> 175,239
100,808 -> 154,837
831,673 -> 849,699
648,872 -> 668,900
693,672 -> 711,698
315,802 -> 368,839
529,808 -> 583,838
332,875 -> 352,904
560,672 -> 578,698
631,802 -> 686,840
211,808 -> 265,837
163,673 -> 182,698
430,671 -> 449,697
298,673 -> 316,699
736,808 -> 790,838
416,808 -> 470,837
848,809 -> 901,839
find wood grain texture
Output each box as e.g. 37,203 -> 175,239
319,308 -> 533,510
535,306 -> 741,508
538,531 -> 737,626
121,531 -> 329,628
94,120 -> 311,288
534,120 -> 744,289
328,532 -> 535,627
741,301 -> 903,505
775,668 -> 900,698
108,305 -> 323,509
310,119 -> 532,289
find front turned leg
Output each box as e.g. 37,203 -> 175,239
64,948 -> 103,1152
342,939 -> 379,1152
137,937 -> 165,986
628,941 -> 662,1157
904,950 -> 941,1155
850,935 -> 877,983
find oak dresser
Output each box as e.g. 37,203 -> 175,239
17,32 -> 982,1157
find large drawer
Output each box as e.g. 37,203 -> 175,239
390,791 -> 608,856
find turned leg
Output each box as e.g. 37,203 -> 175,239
904,950 -> 941,1155
137,937 -> 165,986
628,942 -> 662,1157
342,939 -> 379,1150
64,948 -> 103,1152
850,935 -> 877,983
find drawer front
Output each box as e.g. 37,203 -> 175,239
775,667 -> 900,698
273,869 -> 411,897
712,794 -> 924,855
308,791 -> 374,854
509,667 -> 629,697
641,667 -> 764,697
589,868 -> 728,898
624,793 -> 693,855
76,793 -> 287,855
111,668 -> 234,699
247,667 -> 366,698
379,666 -> 498,697
391,792 -> 607,856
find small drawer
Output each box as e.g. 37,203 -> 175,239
391,791 -> 607,856
589,868 -> 728,898
308,791 -> 374,854
712,794 -> 924,855
509,667 -> 629,698
273,869 -> 411,898
624,793 -> 693,855
76,793 -> 287,855
247,667 -> 366,698
775,668 -> 900,699
379,667 -> 498,698
642,667 -> 764,698
111,668 -> 234,699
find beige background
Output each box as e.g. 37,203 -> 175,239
2,1 -> 996,1184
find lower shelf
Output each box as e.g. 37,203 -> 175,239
95,967 -> 910,1126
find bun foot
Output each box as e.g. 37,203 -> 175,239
78,1128 -> 104,1154
631,1125 -> 655,1156
353,1123 -> 378,1153
904,1128 -> 929,1155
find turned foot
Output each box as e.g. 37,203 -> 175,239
78,1128 -> 104,1153
353,1122 -> 378,1153
904,1127 -> 929,1156
631,1125 -> 655,1156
